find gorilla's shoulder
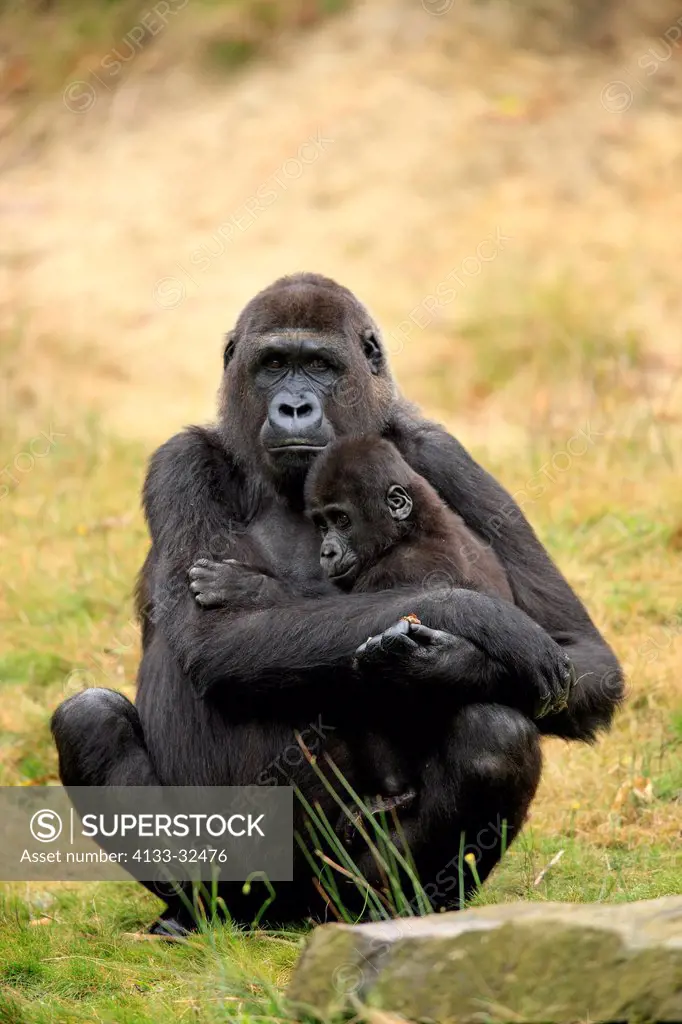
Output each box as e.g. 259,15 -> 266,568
148,426 -> 231,477
143,426 -> 243,538
387,402 -> 469,463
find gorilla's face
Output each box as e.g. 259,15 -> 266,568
251,330 -> 342,474
219,275 -> 396,486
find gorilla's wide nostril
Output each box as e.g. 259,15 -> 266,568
278,401 -> 313,420
270,390 -> 323,434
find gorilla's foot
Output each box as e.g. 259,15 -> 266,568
339,788 -> 417,849
147,905 -> 197,938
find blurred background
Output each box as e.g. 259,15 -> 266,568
0,0 -> 680,1015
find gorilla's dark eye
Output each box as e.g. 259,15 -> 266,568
262,355 -> 285,370
336,513 -> 350,529
308,357 -> 330,372
312,513 -> 327,533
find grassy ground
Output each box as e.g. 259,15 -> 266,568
1,2 -> 682,1019
0,305 -> 680,1021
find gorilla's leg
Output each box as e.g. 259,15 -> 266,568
355,704 -> 542,909
51,689 -> 327,933
51,688 -> 159,786
418,703 -> 541,908
51,689 -> 195,935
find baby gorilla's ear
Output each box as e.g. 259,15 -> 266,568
386,484 -> 413,521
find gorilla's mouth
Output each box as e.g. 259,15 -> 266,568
268,441 -> 328,454
328,562 -> 357,583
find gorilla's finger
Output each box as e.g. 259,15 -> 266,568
407,623 -> 449,645
354,626 -> 417,663
195,591 -> 223,607
380,621 -> 411,640
380,631 -> 418,655
189,567 -> 215,580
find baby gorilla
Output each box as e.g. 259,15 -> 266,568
304,436 -> 512,600
304,436 -> 513,823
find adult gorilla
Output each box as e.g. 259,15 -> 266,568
52,273 -> 622,932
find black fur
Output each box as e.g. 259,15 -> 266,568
51,273 -> 623,926
304,435 -> 514,599
299,435 -> 516,804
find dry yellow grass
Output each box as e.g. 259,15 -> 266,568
2,0 -> 682,438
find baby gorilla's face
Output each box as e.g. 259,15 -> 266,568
310,483 -> 414,589
311,504 -> 360,588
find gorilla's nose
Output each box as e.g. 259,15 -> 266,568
271,391 -> 323,433
320,539 -> 338,561
320,540 -> 342,573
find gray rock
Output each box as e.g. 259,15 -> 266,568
288,897 -> 682,1022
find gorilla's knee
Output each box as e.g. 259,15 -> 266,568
52,687 -> 141,742
453,704 -> 541,788
51,688 -> 145,786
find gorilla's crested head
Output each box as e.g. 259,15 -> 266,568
218,274 -> 397,488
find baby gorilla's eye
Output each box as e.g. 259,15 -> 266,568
311,514 -> 327,533
336,513 -> 350,529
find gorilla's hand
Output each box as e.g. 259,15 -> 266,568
509,623 -> 576,718
354,617 -> 575,718
354,619 -> 478,677
189,559 -> 286,610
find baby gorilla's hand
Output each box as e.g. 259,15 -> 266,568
188,559 -> 281,609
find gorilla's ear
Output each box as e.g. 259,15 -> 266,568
361,327 -> 384,375
386,484 -> 413,521
223,331 -> 237,369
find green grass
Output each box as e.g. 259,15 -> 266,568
0,885 -> 302,1023
476,830 -> 682,907
1,319 -> 681,1019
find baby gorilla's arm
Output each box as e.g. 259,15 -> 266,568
188,559 -> 290,610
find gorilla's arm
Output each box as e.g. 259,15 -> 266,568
389,410 -> 624,741
143,429 -> 570,711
